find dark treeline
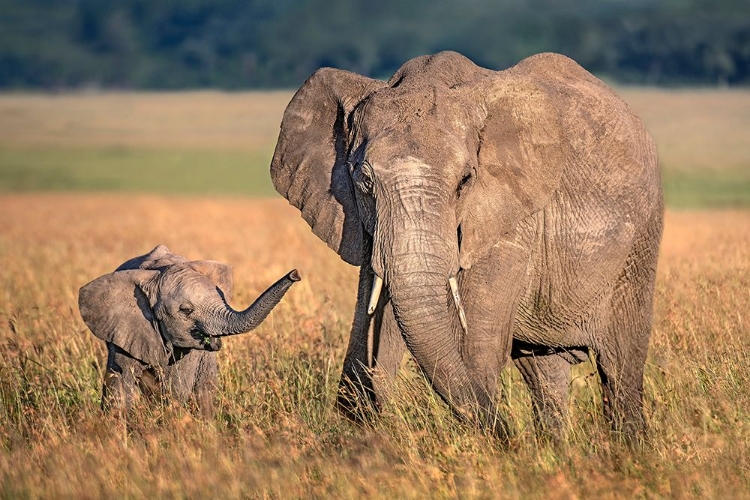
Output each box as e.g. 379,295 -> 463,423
1,0 -> 748,89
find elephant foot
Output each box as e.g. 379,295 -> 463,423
477,406 -> 513,445
337,373 -> 379,425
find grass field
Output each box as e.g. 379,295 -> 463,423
0,89 -> 748,497
1,89 -> 749,206
0,195 -> 748,497
0,91 -> 290,196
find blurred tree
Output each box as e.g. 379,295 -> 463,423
0,0 -> 747,88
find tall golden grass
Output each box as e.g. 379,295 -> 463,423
1,193 -> 748,498
1,86 -> 748,496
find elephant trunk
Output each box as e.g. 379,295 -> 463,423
385,255 -> 483,414
373,181 -> 491,421
203,270 -> 300,337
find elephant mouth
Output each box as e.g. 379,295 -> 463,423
191,328 -> 223,351
202,335 -> 223,351
367,272 -> 468,333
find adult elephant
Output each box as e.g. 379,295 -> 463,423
271,51 -> 663,440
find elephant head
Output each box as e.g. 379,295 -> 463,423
271,52 -> 574,422
79,245 -> 300,368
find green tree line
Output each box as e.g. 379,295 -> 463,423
1,0 -> 748,89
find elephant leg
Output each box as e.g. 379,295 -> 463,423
164,350 -> 214,416
192,352 -> 219,418
513,352 -> 571,441
595,348 -> 646,441
594,289 -> 652,441
102,343 -> 146,412
370,296 -> 407,409
339,262 -> 408,420
594,236 -> 659,442
338,262 -> 378,420
459,240 -> 530,433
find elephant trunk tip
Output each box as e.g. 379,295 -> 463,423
213,268 -> 300,337
205,337 -> 223,351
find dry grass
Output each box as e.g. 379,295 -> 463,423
1,193 -> 748,498
0,85 -> 747,497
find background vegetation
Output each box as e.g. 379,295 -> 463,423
0,1 -> 748,495
1,0 -> 749,89
1,89 -> 748,207
0,89 -> 748,497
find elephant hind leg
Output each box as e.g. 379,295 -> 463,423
513,352 -> 571,442
594,234 -> 659,442
594,349 -> 646,441
594,291 -> 652,441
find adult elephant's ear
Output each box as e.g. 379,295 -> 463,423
78,269 -> 165,368
459,55 -> 569,269
187,260 -> 233,303
271,68 -> 385,266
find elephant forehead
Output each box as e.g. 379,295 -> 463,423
158,266 -> 214,300
356,88 -> 475,167
364,124 -> 473,175
361,86 -> 470,130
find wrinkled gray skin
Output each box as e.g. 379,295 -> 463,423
271,52 -> 663,440
79,245 -> 300,416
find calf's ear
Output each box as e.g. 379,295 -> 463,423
78,269 -> 166,368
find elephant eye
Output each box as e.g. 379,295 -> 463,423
351,160 -> 374,193
457,170 -> 474,197
179,302 -> 194,315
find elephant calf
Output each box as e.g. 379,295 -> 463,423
79,244 -> 300,415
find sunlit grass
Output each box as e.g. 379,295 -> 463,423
0,88 -> 748,496
0,194 -> 747,497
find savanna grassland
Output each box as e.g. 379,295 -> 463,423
0,89 -> 749,498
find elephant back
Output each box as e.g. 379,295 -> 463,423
116,244 -> 188,271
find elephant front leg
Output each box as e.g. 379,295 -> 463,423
370,294 -> 407,409
192,352 -> 219,418
512,352 -> 571,442
165,350 -> 217,417
338,263 -> 378,421
102,343 -> 146,412
339,259 -> 407,421
459,240 -> 530,434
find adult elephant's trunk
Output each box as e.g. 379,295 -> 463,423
373,178 -> 493,423
202,270 -> 300,337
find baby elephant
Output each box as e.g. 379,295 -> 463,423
79,244 -> 299,415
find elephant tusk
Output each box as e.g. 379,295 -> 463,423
367,275 -> 383,316
366,321 -> 375,369
366,274 -> 383,368
448,276 -> 468,334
